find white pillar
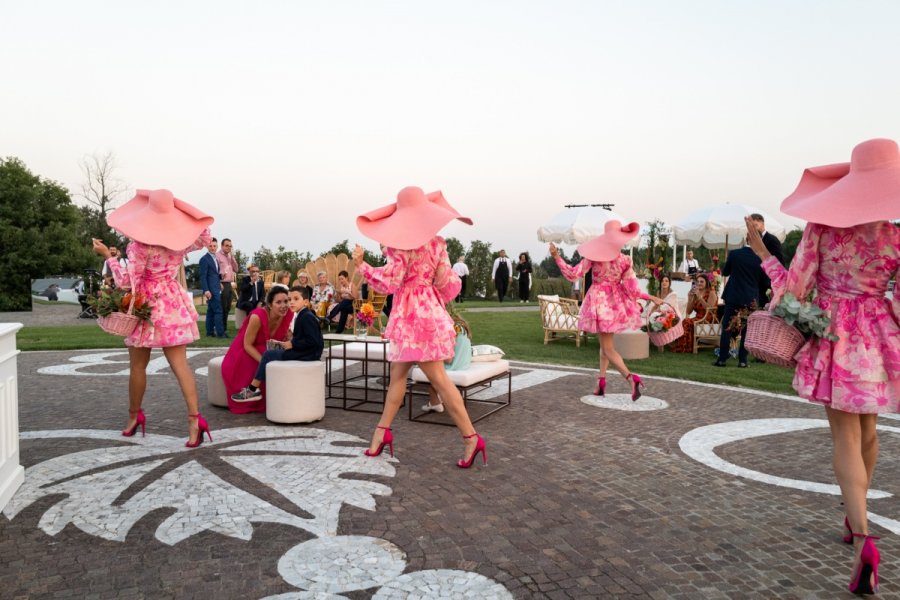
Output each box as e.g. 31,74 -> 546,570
0,323 -> 24,511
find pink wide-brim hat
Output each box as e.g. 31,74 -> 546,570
577,220 -> 640,262
356,186 -> 473,250
107,189 -> 214,250
781,138 -> 900,227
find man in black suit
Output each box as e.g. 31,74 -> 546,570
749,213 -> 785,304
237,265 -> 265,313
714,241 -> 762,368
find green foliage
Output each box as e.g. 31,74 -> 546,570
0,157 -> 95,311
325,239 -> 351,257
233,249 -> 249,271
531,277 -> 572,297
251,246 -> 276,270
772,292 -> 838,340
539,246 -> 569,278
274,246 -> 313,273
444,237 -> 465,267
466,240 -> 493,298
781,228 -> 803,266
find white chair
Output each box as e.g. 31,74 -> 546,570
265,360 -> 326,424
538,294 -> 586,347
207,356 -> 228,408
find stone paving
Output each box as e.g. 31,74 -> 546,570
2,347 -> 899,599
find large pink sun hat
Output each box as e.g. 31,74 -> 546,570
107,189 -> 214,251
356,186 -> 473,250
576,220 -> 641,262
781,138 -> 900,227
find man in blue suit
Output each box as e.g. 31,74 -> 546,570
714,240 -> 762,368
199,237 -> 226,338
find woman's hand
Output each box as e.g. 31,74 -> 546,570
92,238 -> 112,259
281,340 -> 293,350
549,243 -> 558,258
352,244 -> 365,266
745,216 -> 771,260
648,294 -> 663,306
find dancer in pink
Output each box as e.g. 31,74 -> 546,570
744,138 -> 900,596
222,286 -> 293,414
550,221 -> 662,400
352,186 -> 485,468
93,189 -> 214,448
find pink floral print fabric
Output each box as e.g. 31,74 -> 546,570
107,228 -> 212,348
357,236 -> 460,363
555,254 -> 648,333
762,221 -> 900,414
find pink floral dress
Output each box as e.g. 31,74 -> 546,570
762,221 -> 900,414
357,236 -> 460,363
556,254 -> 649,333
107,229 -> 212,348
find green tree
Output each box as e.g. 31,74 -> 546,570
445,237 -> 465,265
252,246 -> 276,271
539,246 -> 569,278
640,219 -> 670,296
466,240 -> 493,298
233,249 -> 249,272
274,246 -> 313,273
325,240 -> 351,257
782,228 -> 803,266
0,157 -> 94,310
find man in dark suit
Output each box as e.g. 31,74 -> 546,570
199,237 -> 226,337
714,241 -> 762,368
237,265 -> 265,314
749,213 -> 785,304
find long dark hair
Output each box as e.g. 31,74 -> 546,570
518,252 -> 532,268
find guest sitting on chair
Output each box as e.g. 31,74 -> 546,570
293,270 -> 314,299
672,273 -> 719,353
311,270 -> 335,318
222,287 -> 293,414
272,270 -> 292,291
326,270 -> 357,333
237,264 -> 265,313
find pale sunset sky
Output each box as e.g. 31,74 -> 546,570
3,1 -> 899,263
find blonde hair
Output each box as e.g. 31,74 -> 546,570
276,270 -> 291,283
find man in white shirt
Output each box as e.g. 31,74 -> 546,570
451,255 -> 469,303
491,249 -> 513,302
101,245 -> 128,288
678,250 -> 700,276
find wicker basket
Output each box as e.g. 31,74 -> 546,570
97,311 -> 141,337
744,310 -> 805,368
647,302 -> 684,347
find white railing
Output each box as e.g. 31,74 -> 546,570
0,323 -> 23,511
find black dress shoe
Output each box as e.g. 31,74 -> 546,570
712,361 -> 727,367
738,362 -> 748,368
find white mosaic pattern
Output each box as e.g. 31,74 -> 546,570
469,367 -> 569,400
37,350 -> 211,377
260,594 -> 348,600
372,570 -> 514,599
580,393 -> 669,411
278,536 -> 407,592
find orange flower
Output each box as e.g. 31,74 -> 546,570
120,292 -> 145,312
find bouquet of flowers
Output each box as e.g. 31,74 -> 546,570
89,288 -> 152,336
645,303 -> 683,346
649,308 -> 680,333
355,302 -> 376,328
727,299 -> 760,336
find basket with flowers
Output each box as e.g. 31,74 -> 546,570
89,288 -> 152,337
745,291 -> 837,368
354,302 -> 376,337
645,302 -> 683,347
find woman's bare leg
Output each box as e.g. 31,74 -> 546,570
599,333 -> 629,379
126,347 -> 152,432
368,361 -> 413,452
419,361 -> 478,461
162,345 -> 201,442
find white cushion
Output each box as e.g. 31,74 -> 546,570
265,360 -> 326,424
207,356 -> 228,408
471,344 -> 504,362
327,342 -> 390,361
411,360 -> 509,387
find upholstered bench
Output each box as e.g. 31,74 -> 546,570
612,330 -> 649,360
407,360 -> 511,425
265,360 -> 326,424
207,356 -> 229,408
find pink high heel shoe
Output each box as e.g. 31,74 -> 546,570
185,413 -> 212,448
457,433 -> 487,469
364,425 -> 393,457
627,373 -> 644,402
594,376 -> 606,396
843,516 -> 854,544
848,533 -> 880,595
122,409 -> 146,437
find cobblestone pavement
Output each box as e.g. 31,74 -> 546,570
2,349 -> 899,599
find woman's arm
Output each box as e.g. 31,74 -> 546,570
242,313 -> 263,362
353,244 -> 407,295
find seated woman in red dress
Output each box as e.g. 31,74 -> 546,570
672,273 -> 718,353
222,286 -> 292,414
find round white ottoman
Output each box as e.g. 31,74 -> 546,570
234,308 -> 247,330
207,356 -> 229,408
266,360 -> 326,424
612,330 -> 650,360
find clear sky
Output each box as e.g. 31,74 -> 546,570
3,1 -> 899,264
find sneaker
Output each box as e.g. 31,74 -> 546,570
231,387 -> 262,402
421,403 -> 444,413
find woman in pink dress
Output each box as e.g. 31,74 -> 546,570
550,221 -> 662,400
352,186 -> 485,468
222,286 -> 293,414
745,138 -> 900,596
92,189 -> 215,448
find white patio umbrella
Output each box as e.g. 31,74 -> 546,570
672,203 -> 787,249
537,205 -> 633,245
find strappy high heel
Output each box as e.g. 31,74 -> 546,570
364,425 -> 393,457
457,433 -> 487,469
593,376 -> 606,396
122,409 -> 146,438
843,515 -> 854,544
185,413 -> 212,448
848,533 -> 880,595
627,373 -> 644,402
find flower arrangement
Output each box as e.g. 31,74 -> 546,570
648,307 -> 680,333
770,292 -> 838,341
355,302 -> 376,328
727,300 -> 759,335
89,288 -> 152,322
